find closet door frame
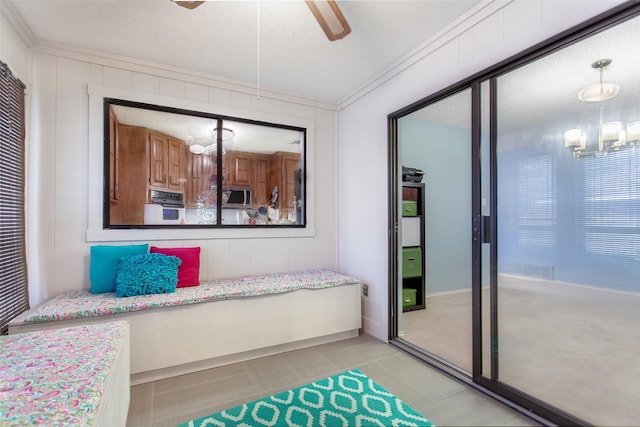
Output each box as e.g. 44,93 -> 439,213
387,3 -> 640,426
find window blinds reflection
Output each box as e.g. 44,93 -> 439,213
583,149 -> 640,261
516,154 -> 557,248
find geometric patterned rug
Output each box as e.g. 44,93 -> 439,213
179,369 -> 435,427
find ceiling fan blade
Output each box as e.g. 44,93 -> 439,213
171,1 -> 205,10
305,0 -> 351,41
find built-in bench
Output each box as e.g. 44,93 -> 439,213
9,269 -> 362,384
0,321 -> 130,426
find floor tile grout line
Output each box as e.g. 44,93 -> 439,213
152,370 -> 250,397
150,382 -> 155,425
150,374 -> 262,424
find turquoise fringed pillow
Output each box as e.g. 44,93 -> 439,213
115,253 -> 181,297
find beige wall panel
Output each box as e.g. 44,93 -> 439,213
267,238 -> 290,274
205,239 -> 231,279
159,77 -> 185,98
208,86 -> 231,105
185,82 -> 209,103
132,72 -> 160,94
103,67 -> 133,89
27,53 -> 58,304
0,9 -> 30,81
52,57 -> 92,296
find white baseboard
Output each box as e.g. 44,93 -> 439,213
130,330 -> 359,385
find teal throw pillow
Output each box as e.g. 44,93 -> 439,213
90,244 -> 149,294
115,253 -> 181,297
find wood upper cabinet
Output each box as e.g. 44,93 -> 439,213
110,124 -> 149,225
110,124 -> 186,225
108,106 -> 119,203
252,154 -> 270,207
148,132 -> 185,191
269,152 -> 301,215
282,154 -> 300,214
185,150 -> 237,207
185,150 -> 215,208
228,151 -> 253,186
148,133 -> 167,188
211,153 -> 229,185
182,150 -> 300,211
167,139 -> 185,191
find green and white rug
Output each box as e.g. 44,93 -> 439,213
179,369 -> 434,427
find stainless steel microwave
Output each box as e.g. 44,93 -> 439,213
221,186 -> 253,208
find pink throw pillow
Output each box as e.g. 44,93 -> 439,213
150,246 -> 200,287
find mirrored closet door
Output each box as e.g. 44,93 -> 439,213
390,4 -> 640,425
396,88 -> 473,374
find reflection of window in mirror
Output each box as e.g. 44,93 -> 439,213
105,99 -> 305,228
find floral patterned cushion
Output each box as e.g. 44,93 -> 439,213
21,269 -> 361,323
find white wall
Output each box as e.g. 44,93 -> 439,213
1,1 -> 38,303
338,0 -> 627,341
401,118 -> 472,295
22,46 -> 340,305
0,1 -> 30,81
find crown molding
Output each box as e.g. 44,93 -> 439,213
3,0 -> 337,109
31,40 -> 339,112
1,0 -> 36,47
338,0 -> 511,110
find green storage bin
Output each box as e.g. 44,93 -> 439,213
402,247 -> 422,278
402,288 -> 417,307
402,201 -> 418,216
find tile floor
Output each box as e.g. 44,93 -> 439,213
126,333 -> 537,426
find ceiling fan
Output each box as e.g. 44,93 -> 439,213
171,0 -> 351,41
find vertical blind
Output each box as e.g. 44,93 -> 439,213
0,61 -> 28,335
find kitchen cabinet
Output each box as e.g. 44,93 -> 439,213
108,106 -> 119,203
228,151 -> 253,186
211,152 -> 229,186
185,150 -> 245,208
401,182 -> 425,312
269,152 -> 301,217
185,150 -> 295,210
167,139 -> 185,190
110,124 -> 149,225
148,132 -> 185,192
252,154 -> 270,207
185,150 -> 215,208
110,124 -> 186,225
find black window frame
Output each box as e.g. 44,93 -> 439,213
103,97 -> 307,230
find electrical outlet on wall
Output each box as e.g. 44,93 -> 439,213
362,284 -> 368,297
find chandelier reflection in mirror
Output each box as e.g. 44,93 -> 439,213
196,188 -> 230,224
187,127 -> 234,155
565,59 -> 640,158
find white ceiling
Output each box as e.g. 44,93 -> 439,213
9,0 -> 481,103
408,12 -> 640,135
10,0 -> 638,140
